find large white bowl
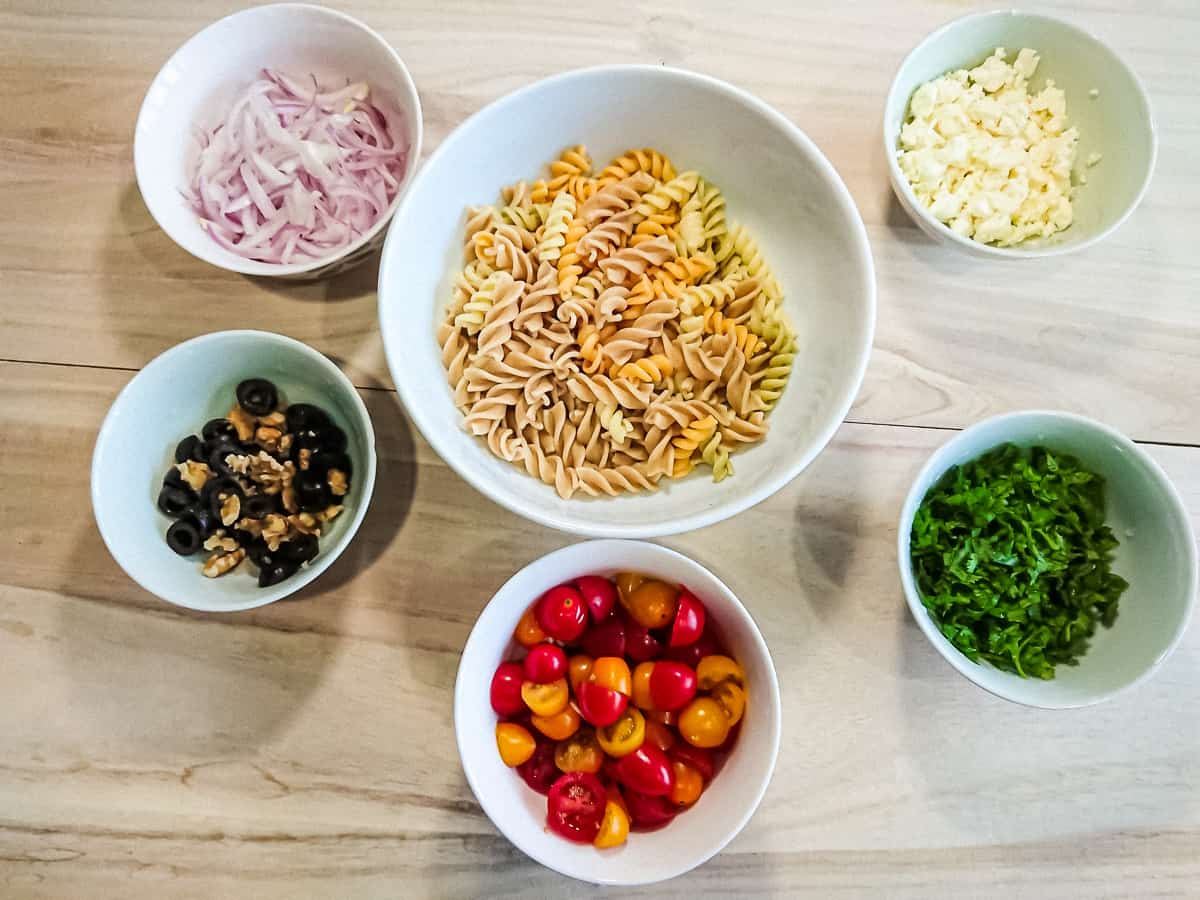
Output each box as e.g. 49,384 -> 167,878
134,3 -> 422,279
898,411 -> 1197,707
454,540 -> 781,885
92,331 -> 377,612
379,65 -> 875,538
884,10 -> 1156,259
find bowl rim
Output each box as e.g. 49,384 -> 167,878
896,409 -> 1199,708
379,62 -> 877,538
132,2 -> 424,278
452,538 -> 783,884
90,329 -> 378,612
881,9 -> 1158,260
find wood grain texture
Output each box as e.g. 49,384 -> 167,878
1,0 -> 1199,897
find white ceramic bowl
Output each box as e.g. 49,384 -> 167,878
454,540 -> 781,885
92,331 -> 377,612
898,411 -> 1197,707
134,3 -> 422,279
379,65 -> 875,537
884,10 -> 1156,259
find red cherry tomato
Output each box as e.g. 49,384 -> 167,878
668,589 -> 707,648
648,661 -> 698,711
622,789 -> 678,829
490,661 -> 525,717
668,744 -> 716,783
575,575 -> 618,622
622,611 -> 664,663
580,616 -> 626,658
614,744 -> 674,796
523,643 -> 567,684
516,741 -> 559,795
576,680 -> 629,727
535,585 -> 588,643
546,772 -> 606,843
662,628 -> 721,669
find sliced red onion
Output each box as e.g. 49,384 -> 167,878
186,68 -> 409,266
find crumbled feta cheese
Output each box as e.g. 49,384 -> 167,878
1086,152 -> 1103,167
1088,88 -> 1100,99
897,47 -> 1081,247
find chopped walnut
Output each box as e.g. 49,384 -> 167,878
327,468 -> 348,497
281,484 -> 299,514
317,504 -> 344,524
203,530 -> 240,553
261,514 -> 291,552
289,512 -> 321,536
224,453 -> 253,475
227,405 -> 256,442
202,547 -> 246,578
255,425 -> 283,453
298,448 -> 312,471
245,451 -> 294,495
236,517 -> 264,538
278,433 -> 294,455
258,410 -> 286,428
176,460 -> 211,492
219,494 -> 241,527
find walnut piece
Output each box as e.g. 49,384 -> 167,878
281,484 -> 299,514
176,460 -> 211,492
236,517 -> 264,538
228,405 -> 257,442
219,494 -> 241,527
278,433 -> 294,455
224,453 -> 253,475
255,425 -> 283,453
202,548 -> 246,578
203,530 -> 240,553
317,504 -> 344,524
289,512 -> 321,536
261,514 -> 291,552
259,410 -> 286,428
327,468 -> 348,497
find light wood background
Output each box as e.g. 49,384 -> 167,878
2,1 -> 1198,897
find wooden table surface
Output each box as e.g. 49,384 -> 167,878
2,1 -> 1199,897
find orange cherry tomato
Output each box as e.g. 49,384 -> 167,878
532,704 -> 581,741
521,678 -> 568,717
678,697 -> 730,748
645,708 -> 676,727
696,655 -> 745,691
495,722 -> 536,767
590,656 -> 632,696
643,719 -> 676,752
711,680 -> 746,726
555,727 -> 603,774
669,760 -> 703,807
614,571 -> 645,605
514,605 -> 547,647
623,580 -> 678,629
596,707 -> 646,758
593,793 -> 631,848
567,655 -> 595,694
631,661 -> 657,710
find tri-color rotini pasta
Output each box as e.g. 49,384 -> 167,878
437,145 -> 797,499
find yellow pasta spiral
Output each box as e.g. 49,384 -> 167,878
621,275 -> 655,321
652,254 -> 716,299
670,415 -> 718,478
610,353 -> 674,383
557,216 -> 588,295
577,322 -> 605,374
596,148 -> 677,185
702,308 -> 761,355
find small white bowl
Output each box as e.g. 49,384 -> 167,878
883,10 -> 1156,259
380,64 -> 875,537
134,3 -> 422,279
898,411 -> 1197,708
454,540 -> 781,885
92,331 -> 377,612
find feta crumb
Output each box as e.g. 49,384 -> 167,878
1086,152 -> 1103,167
1088,88 -> 1100,99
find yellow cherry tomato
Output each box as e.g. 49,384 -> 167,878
669,760 -> 703,807
696,655 -> 745,691
678,697 -> 730,748
521,677 -> 568,717
567,655 -> 595,694
631,661 -> 657,710
596,707 -> 646,758
554,727 -> 603,774
590,656 -> 632,696
532,704 -> 581,741
643,719 -> 676,753
623,580 -> 678,630
495,722 -> 536,767
711,680 -> 746,726
593,795 -> 630,848
615,571 -> 645,605
514,605 -> 546,647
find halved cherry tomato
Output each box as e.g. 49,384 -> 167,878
678,697 -> 730,748
517,741 -> 559,794
590,657 -> 632,696
531,704 -> 581,741
614,571 -> 645,605
643,719 -> 675,752
576,681 -> 628,727
668,588 -> 707,647
575,575 -> 617,622
648,661 -> 698,711
622,789 -> 678,829
623,611 -> 664,663
669,760 -> 703,807
696,655 -> 745,691
567,654 -> 594,694
495,722 -> 536,767
523,643 -> 567,684
555,727 -> 603,774
490,661 -> 525,717
535,584 -> 588,643
711,680 -> 746,726
521,678 -> 568,717
645,708 -> 676,727
514,605 -> 546,647
614,744 -> 674,796
622,580 -> 678,629
596,707 -> 645,758
580,615 -> 626,658
668,744 -> 716,782
631,661 -> 656,710
662,629 -> 721,669
547,772 -> 606,843
593,792 -> 631,848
